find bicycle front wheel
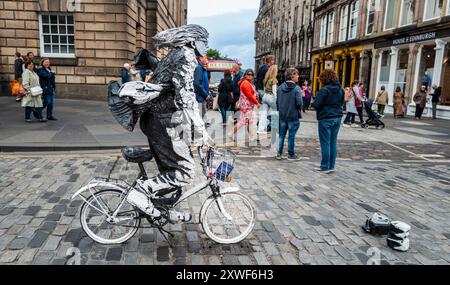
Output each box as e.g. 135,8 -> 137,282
80,190 -> 140,245
201,192 -> 256,244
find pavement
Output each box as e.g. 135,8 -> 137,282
0,153 -> 449,265
0,96 -> 449,265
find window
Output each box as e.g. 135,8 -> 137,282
379,50 -> 391,83
366,0 -> 376,35
39,14 -> 75,58
384,0 -> 398,30
349,1 -> 359,39
339,5 -> 349,42
424,0 -> 441,21
400,0 -> 414,26
327,12 -> 335,45
320,15 -> 327,47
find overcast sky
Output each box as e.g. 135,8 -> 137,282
188,0 -> 260,69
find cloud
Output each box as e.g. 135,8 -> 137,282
188,0 -> 260,18
189,8 -> 259,70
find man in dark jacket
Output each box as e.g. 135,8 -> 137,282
276,68 -> 303,161
256,55 -> 275,98
232,63 -> 244,105
312,69 -> 345,173
194,54 -> 209,118
121,63 -> 132,84
431,84 -> 442,119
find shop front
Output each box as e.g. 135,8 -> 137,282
373,28 -> 450,119
311,45 -> 363,95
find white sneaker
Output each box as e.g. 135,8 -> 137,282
343,124 -> 350,128
168,210 -> 192,224
351,124 -> 357,128
127,189 -> 161,218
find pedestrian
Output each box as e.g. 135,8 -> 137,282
375,86 -> 389,116
393,87 -> 405,119
14,52 -> 24,102
256,55 -> 275,101
217,70 -> 234,124
276,68 -> 303,161
343,82 -> 358,128
431,84 -> 442,120
227,69 -> 261,141
257,64 -> 278,134
121,63 -> 132,84
356,82 -> 366,124
194,54 -> 209,119
312,69 -> 345,174
414,86 -> 428,120
36,58 -> 58,121
302,81 -> 312,113
232,63 -> 244,109
22,61 -> 46,123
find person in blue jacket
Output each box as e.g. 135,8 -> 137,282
37,58 -> 57,121
194,54 -> 209,118
312,69 -> 345,174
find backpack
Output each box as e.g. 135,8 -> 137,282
344,88 -> 352,102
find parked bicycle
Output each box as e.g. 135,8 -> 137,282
72,146 -> 256,245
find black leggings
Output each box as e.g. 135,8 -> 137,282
344,113 -> 356,124
415,105 -> 425,119
356,107 -> 364,124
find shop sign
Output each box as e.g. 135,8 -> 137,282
392,32 -> 436,46
375,29 -> 450,49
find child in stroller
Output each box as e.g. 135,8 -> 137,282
361,99 -> 386,129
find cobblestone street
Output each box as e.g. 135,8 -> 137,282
0,151 -> 449,265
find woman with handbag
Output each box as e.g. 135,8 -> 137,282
227,69 -> 261,141
22,61 -> 46,123
37,58 -> 57,121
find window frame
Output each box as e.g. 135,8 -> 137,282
327,12 -> 335,45
384,0 -> 398,31
339,4 -> 349,42
320,15 -> 327,47
366,0 -> 376,35
399,0 -> 414,27
39,13 -> 76,58
423,0 -> 442,22
349,0 -> 359,40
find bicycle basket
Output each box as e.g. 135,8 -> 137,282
207,148 -> 236,182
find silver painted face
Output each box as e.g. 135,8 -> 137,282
194,41 -> 208,56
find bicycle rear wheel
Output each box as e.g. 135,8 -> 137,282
80,190 -> 140,245
201,192 -> 256,244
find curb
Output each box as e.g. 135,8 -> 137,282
0,145 -> 147,153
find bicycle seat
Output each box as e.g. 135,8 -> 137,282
121,146 -> 154,163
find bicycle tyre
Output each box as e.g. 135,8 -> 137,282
201,192 -> 256,244
80,189 -> 140,245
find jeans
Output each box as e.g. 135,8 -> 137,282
25,107 -> 43,120
258,93 -> 277,132
318,117 -> 342,171
278,120 -> 300,156
356,107 -> 364,123
343,113 -> 356,125
432,102 -> 438,119
43,94 -> 55,118
415,104 -> 425,119
302,97 -> 311,112
198,101 -> 207,119
378,104 -> 386,115
219,106 -> 232,123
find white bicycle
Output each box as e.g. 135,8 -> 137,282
72,146 -> 256,245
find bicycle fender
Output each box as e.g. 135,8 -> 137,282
72,181 -> 127,200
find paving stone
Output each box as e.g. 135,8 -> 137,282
106,247 -> 123,261
28,231 -> 49,248
8,238 -> 29,250
253,252 -> 270,265
0,251 -> 20,263
156,246 -> 170,262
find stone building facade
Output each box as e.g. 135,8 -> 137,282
0,0 -> 187,100
313,0 -> 450,119
255,0 -> 316,82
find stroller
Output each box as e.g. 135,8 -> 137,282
361,99 -> 386,129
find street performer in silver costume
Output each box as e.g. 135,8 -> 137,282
108,24 -> 212,223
